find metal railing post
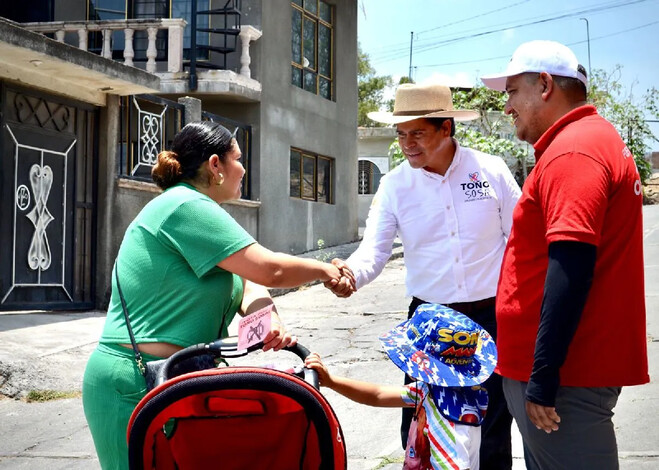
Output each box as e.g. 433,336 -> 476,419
189,0 -> 198,91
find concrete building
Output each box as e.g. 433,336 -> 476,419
356,127 -> 395,228
0,0 -> 358,311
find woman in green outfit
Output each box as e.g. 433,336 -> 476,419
82,121 -> 349,469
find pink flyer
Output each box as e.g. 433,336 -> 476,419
237,304 -> 273,350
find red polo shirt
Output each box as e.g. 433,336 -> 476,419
496,105 -> 649,387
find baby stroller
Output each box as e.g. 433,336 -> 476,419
127,337 -> 346,470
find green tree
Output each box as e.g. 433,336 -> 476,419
389,140 -> 405,168
453,86 -> 530,182
358,45 -> 392,127
588,66 -> 658,184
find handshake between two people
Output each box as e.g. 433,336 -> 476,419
323,258 -> 356,298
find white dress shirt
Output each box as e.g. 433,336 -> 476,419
347,140 -> 521,303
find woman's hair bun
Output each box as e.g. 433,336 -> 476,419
152,150 -> 183,189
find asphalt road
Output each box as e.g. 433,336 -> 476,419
0,205 -> 658,469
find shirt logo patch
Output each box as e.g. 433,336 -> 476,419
461,172 -> 493,202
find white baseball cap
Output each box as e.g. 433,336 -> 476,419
481,40 -> 588,92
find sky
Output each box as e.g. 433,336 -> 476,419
358,0 -> 659,149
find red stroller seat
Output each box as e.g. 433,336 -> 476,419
127,340 -> 346,469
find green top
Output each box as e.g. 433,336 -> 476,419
101,183 -> 255,350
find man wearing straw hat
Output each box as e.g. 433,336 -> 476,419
327,82 -> 521,469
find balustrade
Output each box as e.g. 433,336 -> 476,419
20,19 -> 187,73
20,19 -> 262,85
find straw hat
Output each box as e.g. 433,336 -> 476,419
367,83 -> 479,125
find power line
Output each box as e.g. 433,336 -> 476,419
363,0 -> 536,59
414,0 -> 636,44
414,19 -> 659,70
369,0 -> 644,62
413,0 -> 649,55
416,0 -> 531,35
369,0 -> 654,65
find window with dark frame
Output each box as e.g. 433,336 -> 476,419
291,0 -> 334,100
290,148 -> 334,203
171,0 -> 211,61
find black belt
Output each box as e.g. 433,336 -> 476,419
412,296 -> 496,315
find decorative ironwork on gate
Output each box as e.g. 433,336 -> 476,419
132,97 -> 167,176
1,85 -> 97,310
119,94 -> 184,180
118,95 -> 252,200
2,123 -> 77,305
14,93 -> 73,132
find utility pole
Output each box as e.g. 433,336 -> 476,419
408,31 -> 413,81
580,18 -> 592,79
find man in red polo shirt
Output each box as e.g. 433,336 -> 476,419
482,40 -> 649,469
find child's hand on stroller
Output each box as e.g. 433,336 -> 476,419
304,352 -> 332,387
262,311 -> 297,352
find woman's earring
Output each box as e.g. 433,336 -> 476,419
216,173 -> 224,186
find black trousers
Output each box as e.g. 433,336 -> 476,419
401,297 -> 513,470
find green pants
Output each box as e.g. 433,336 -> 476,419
82,343 -> 160,470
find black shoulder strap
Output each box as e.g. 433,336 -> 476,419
114,263 -> 146,376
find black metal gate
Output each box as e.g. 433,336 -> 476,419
0,84 -> 97,310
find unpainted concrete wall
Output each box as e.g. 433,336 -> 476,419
254,0 -> 359,254
357,127 -> 395,227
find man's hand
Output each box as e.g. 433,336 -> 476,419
525,400 -> 560,433
323,258 -> 356,298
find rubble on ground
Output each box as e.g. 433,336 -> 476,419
645,173 -> 659,205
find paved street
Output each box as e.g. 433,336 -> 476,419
0,204 -> 658,469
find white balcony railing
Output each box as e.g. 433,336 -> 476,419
20,20 -> 262,80
20,19 -> 187,73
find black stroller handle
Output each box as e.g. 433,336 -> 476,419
154,337 -> 319,389
282,343 -> 319,390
